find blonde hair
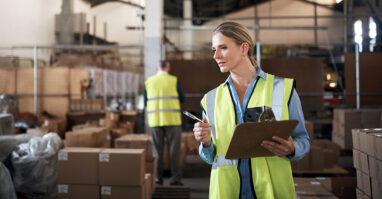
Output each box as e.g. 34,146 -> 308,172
213,21 -> 258,66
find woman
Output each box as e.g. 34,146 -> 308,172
193,21 -> 310,199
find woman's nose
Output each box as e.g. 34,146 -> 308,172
214,50 -> 221,59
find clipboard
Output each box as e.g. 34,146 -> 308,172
225,120 -> 298,159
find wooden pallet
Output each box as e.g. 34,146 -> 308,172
152,185 -> 191,199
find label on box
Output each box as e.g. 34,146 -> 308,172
310,181 -> 321,185
110,113 -> 114,120
99,153 -> 109,162
58,184 -> 68,193
58,152 -> 68,161
101,186 -> 111,195
315,177 -> 326,180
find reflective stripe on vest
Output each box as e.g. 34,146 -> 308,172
206,88 -> 217,144
147,96 -> 178,101
212,154 -> 238,170
202,72 -> 296,199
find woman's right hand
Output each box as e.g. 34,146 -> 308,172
193,118 -> 212,147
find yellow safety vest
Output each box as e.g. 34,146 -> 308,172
201,73 -> 296,199
145,73 -> 181,127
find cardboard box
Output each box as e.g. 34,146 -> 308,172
352,129 -> 361,150
100,185 -> 144,199
26,128 -> 46,137
100,118 -> 117,129
99,148 -> 145,186
65,127 -> 109,147
110,128 -> 127,139
0,68 -> 16,94
57,148 -> 101,184
310,145 -> 324,171
365,130 -> 382,160
357,170 -> 371,197
359,150 -> 369,174
361,109 -> 381,128
106,112 -> 120,122
0,114 -> 14,135
368,156 -> 382,181
371,179 -> 382,199
145,173 -> 151,199
114,134 -> 153,159
145,157 -> 157,193
292,154 -> 310,171
58,184 -> 99,199
39,116 -> 67,138
330,176 -> 356,198
353,149 -> 360,169
118,121 -> 135,134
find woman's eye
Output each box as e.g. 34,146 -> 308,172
221,46 -> 227,50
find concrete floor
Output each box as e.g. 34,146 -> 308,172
160,154 -> 211,199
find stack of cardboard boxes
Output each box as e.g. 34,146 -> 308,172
99,112 -> 135,146
58,148 -> 152,199
292,139 -> 340,172
332,109 -> 382,150
294,177 -> 338,199
294,177 -> 356,199
352,128 -> 382,199
292,121 -> 340,172
114,134 -> 156,192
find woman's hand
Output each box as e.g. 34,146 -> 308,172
261,136 -> 295,157
193,118 -> 212,147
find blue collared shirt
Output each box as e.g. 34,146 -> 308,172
199,67 -> 311,199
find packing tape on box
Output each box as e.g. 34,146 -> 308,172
101,186 -> 111,195
58,152 -> 68,161
58,184 -> 68,193
99,153 -> 110,162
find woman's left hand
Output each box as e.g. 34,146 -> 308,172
261,136 -> 295,157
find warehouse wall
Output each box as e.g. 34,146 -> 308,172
194,0 -> 344,47
0,0 -> 144,62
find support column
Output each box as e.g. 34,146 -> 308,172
144,0 -> 164,79
183,0 -> 193,59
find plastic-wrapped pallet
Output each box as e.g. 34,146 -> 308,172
0,162 -> 17,199
0,134 -> 33,162
11,133 -> 64,198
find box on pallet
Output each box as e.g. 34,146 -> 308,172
145,157 -> 156,194
65,127 -> 109,147
114,134 -> 152,159
100,185 -> 145,199
99,148 -> 145,186
57,148 -> 101,185
58,184 -> 99,199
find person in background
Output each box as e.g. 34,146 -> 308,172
193,21 -> 310,198
144,60 -> 185,186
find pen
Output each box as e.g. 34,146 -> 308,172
183,111 -> 203,123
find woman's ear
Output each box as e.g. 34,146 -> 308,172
241,42 -> 249,56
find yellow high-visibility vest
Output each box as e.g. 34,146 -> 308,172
145,73 -> 181,127
201,73 -> 296,199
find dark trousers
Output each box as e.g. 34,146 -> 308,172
150,126 -> 181,183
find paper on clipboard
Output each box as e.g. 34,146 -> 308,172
225,120 -> 298,159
